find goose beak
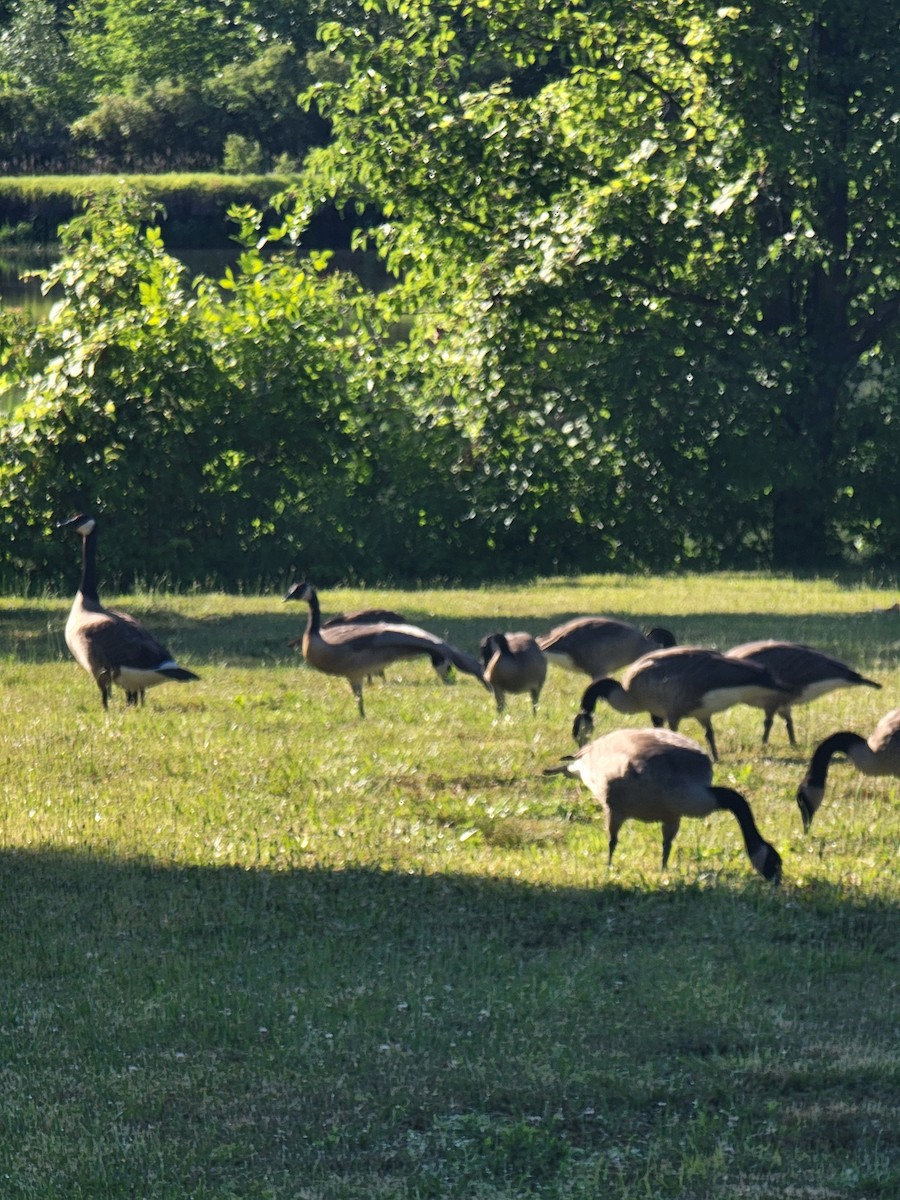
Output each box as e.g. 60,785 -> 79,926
572,711 -> 593,746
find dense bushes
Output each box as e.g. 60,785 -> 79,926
1,183 -> 898,592
0,192 -> 486,590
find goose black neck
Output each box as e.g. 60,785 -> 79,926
304,586 -> 321,635
79,526 -> 100,602
579,678 -> 616,716
807,731 -> 866,789
710,786 -> 766,857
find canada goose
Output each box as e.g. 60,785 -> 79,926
544,727 -> 782,881
288,606 -> 449,684
479,632 -> 547,714
327,609 -> 452,684
796,708 -> 900,832
536,616 -> 675,679
572,646 -> 791,761
283,581 -> 486,716
58,513 -> 199,708
726,639 -> 881,745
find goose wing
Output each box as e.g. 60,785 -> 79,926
323,608 -> 407,627
321,621 -> 486,684
103,608 -> 182,670
728,639 -> 878,689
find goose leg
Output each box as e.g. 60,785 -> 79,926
606,813 -> 623,866
351,681 -> 365,718
762,711 -> 774,744
783,710 -> 797,747
661,818 -> 680,868
703,722 -> 719,762
530,688 -> 540,714
492,688 -> 506,714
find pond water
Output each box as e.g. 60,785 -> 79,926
0,245 -> 389,320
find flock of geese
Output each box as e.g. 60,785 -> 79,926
59,514 -> 900,885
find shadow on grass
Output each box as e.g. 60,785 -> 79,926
2,601 -> 898,669
0,847 -> 897,1196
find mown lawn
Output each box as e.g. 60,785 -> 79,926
0,574 -> 897,1198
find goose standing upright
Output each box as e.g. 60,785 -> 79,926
479,631 -> 547,714
59,513 -> 199,708
725,639 -> 881,745
796,708 -> 900,831
284,581 -> 486,716
572,646 -> 791,760
544,727 -> 782,881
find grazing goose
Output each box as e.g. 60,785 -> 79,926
544,727 -> 782,881
726,639 -> 881,745
536,616 -> 675,679
796,708 -> 900,832
479,632 -> 547,714
284,581 -> 486,716
59,513 -> 199,709
572,646 -> 791,761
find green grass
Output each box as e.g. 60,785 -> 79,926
0,573 -> 898,1198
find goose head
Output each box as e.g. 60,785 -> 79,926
58,513 -> 96,537
283,581 -> 315,604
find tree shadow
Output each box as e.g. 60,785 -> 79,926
0,847 -> 896,1193
2,601 -> 897,670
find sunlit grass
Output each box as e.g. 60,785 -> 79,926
0,574 -> 897,1197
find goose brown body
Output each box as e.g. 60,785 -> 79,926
536,617 -> 675,678
573,646 -> 791,760
726,639 -> 881,745
59,514 -> 199,708
796,708 -> 900,831
479,632 -> 547,713
544,727 -> 781,881
284,581 -> 486,715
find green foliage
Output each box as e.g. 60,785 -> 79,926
303,0 -> 900,570
205,42 -> 327,160
0,0 -> 78,103
0,0 -> 330,170
0,189 -> 378,588
68,0 -> 243,94
71,44 -> 327,172
0,188 -> 495,589
70,83 -> 220,170
222,134 -> 266,175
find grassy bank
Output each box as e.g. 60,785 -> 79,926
1,574 -> 898,1198
0,173 -> 352,248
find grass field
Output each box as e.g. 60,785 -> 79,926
1,573 -> 898,1199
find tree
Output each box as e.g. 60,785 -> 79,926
68,0 -> 243,94
301,0 -> 900,568
0,189 -> 467,588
